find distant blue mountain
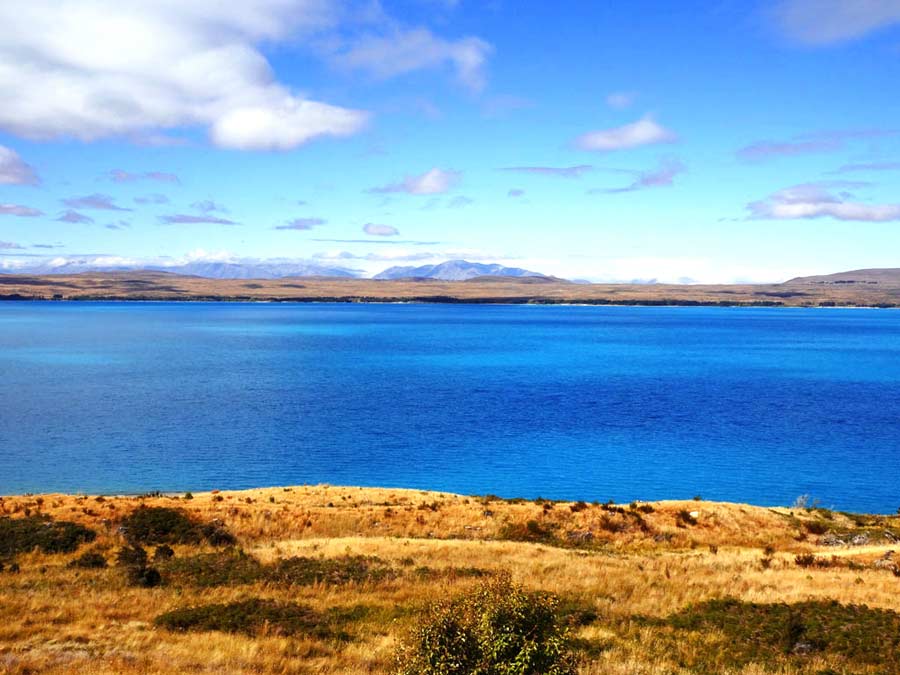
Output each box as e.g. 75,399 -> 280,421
373,259 -> 549,281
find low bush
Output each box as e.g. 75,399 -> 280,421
155,599 -> 324,637
675,510 -> 697,527
117,544 -> 148,568
394,574 -> 578,675
498,519 -> 557,545
0,515 -> 96,557
666,598 -> 900,668
120,506 -> 234,546
804,520 -> 829,535
127,565 -> 162,587
153,545 -> 175,561
162,550 -> 264,587
68,551 -> 107,569
268,554 -> 395,586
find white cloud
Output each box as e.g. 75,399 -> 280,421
0,146 -> 40,185
575,115 -> 677,152
774,0 -> 900,45
747,182 -> 900,221
592,157 -> 686,193
328,27 -> 492,92
370,167 -> 461,195
110,169 -> 179,183
0,1 -> 368,150
363,223 -> 399,236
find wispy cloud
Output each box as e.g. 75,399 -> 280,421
328,27 -> 492,92
109,169 -> 179,183
575,115 -> 677,152
363,223 -> 399,236
747,181 -> 900,221
0,203 -> 43,217
448,196 -> 474,208
0,241 -> 24,250
500,165 -> 592,178
370,167 -> 461,195
738,129 -> 898,161
160,214 -> 238,225
773,0 -> 900,45
830,161 -> 900,174
507,188 -> 525,198
275,217 -> 327,230
56,210 -> 94,224
63,193 -> 132,211
605,91 -> 637,110
591,158 -> 686,194
313,238 -> 440,245
191,200 -> 228,214
134,194 -> 170,205
0,146 -> 40,185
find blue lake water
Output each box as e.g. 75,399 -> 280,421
1,302 -> 898,513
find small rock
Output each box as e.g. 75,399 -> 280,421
482,509 -> 494,517
884,530 -> 899,543
819,534 -> 844,546
850,533 -> 870,546
566,530 -> 594,543
689,511 -> 700,519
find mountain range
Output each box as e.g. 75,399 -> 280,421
0,257 -> 548,281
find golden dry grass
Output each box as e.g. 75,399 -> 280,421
1,485 -> 898,674
2,270 -> 900,307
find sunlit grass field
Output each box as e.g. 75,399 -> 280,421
1,485 -> 898,674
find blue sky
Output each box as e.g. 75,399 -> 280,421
1,0 -> 899,282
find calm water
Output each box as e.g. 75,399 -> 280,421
1,302 -> 898,513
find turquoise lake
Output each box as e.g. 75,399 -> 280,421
1,302 -> 898,512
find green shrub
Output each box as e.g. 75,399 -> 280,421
68,551 -> 107,569
153,545 -> 175,561
498,519 -> 557,545
394,574 -> 578,675
155,599 -> 324,637
268,555 -> 395,586
117,544 -> 148,568
804,520 -> 829,535
120,507 -> 235,546
127,565 -> 162,587
666,598 -> 900,668
0,515 -> 96,557
161,550 -> 264,587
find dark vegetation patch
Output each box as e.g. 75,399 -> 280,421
155,599 -> 327,638
267,555 -> 396,586
161,550 -> 264,587
157,551 -> 396,588
661,598 -> 900,669
68,550 -> 108,569
498,519 -> 559,545
395,574 -> 578,675
411,566 -> 492,581
0,515 -> 96,557
120,506 -> 235,546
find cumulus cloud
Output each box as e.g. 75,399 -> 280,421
63,194 -> 131,211
275,217 -> 327,230
109,169 -> 179,183
363,223 -> 399,236
592,158 -> 686,194
160,214 -> 239,225
328,27 -> 492,92
56,210 -> 94,224
0,145 -> 40,185
0,1 -> 369,150
0,203 -> 43,217
507,188 -> 525,198
575,115 -> 677,152
606,91 -> 637,109
134,194 -> 170,205
773,0 -> 900,45
747,181 -> 900,221
370,167 -> 461,195
500,165 -> 592,178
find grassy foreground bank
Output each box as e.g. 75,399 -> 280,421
1,485 -> 899,674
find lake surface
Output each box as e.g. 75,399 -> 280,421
1,302 -> 898,512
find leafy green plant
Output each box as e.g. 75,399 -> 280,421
394,574 -> 578,675
68,550 -> 107,569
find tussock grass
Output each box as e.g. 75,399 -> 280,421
1,485 -> 898,674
